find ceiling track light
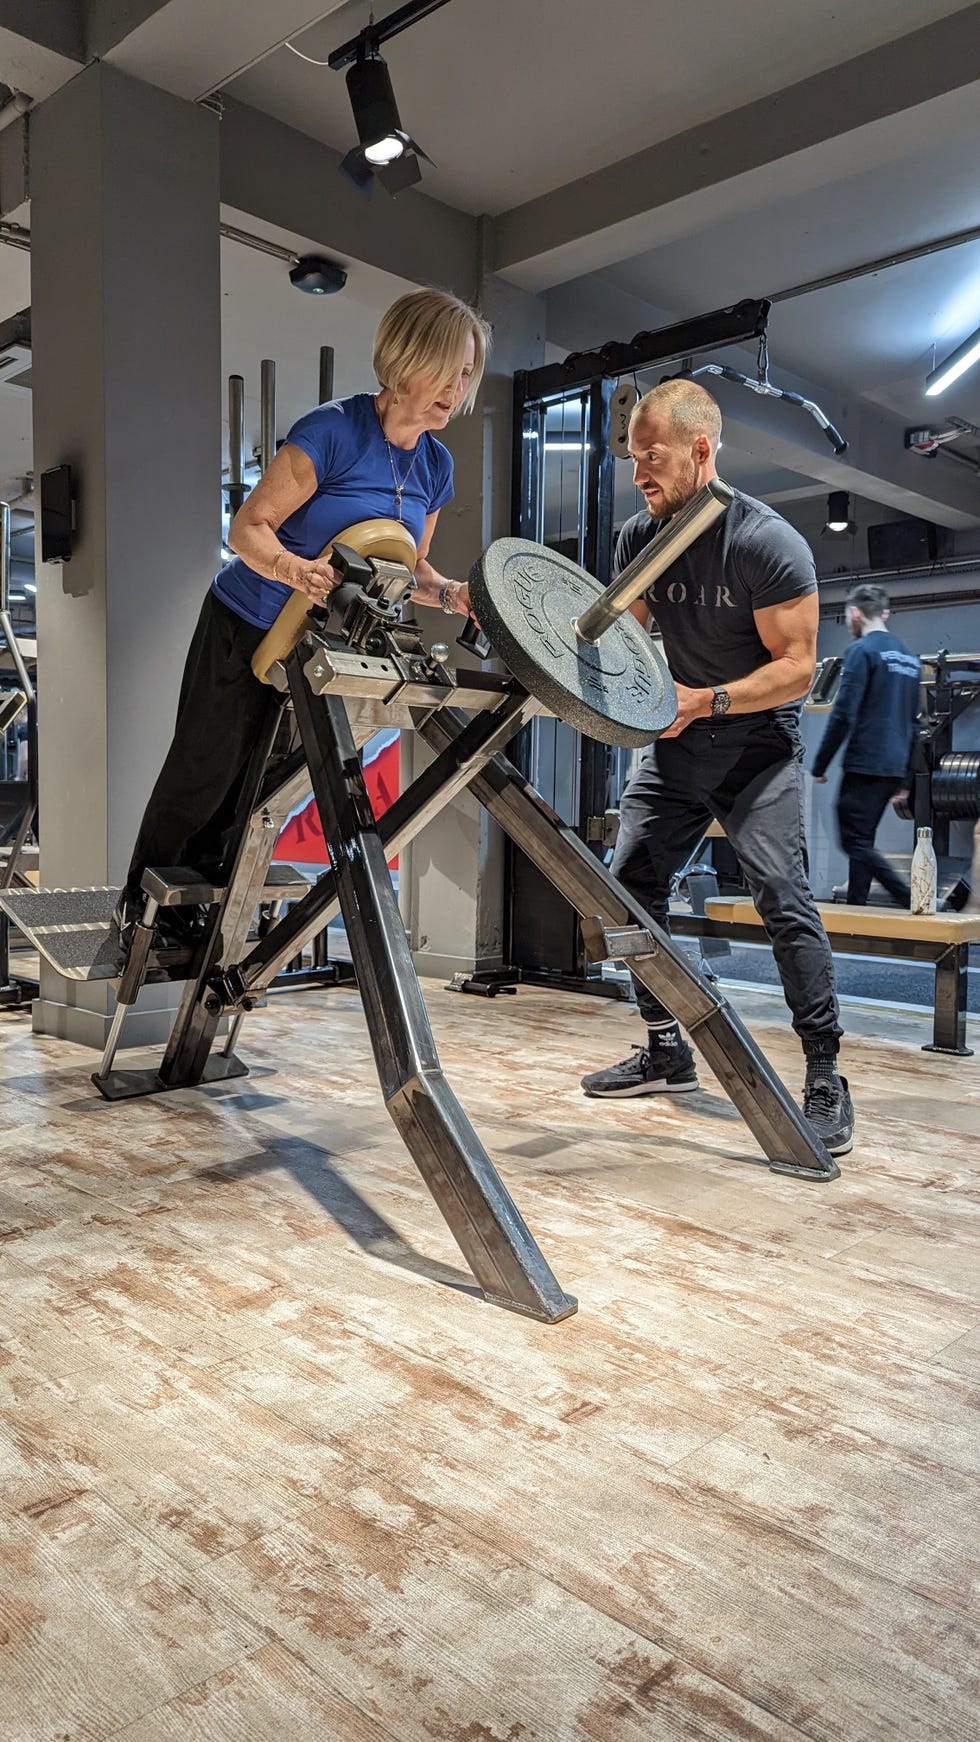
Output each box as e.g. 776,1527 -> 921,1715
925,324 -> 980,397
339,46 -> 431,199
326,0 -> 453,199
824,490 -> 855,535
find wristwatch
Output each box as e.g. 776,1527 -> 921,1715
710,686 -> 731,717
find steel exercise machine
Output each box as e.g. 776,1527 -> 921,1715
0,504 -> 840,1328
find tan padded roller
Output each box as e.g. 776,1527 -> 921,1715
251,517 -> 418,684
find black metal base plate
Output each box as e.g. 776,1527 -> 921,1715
518,967 -> 630,1000
92,1051 -> 249,1102
446,968 -> 519,997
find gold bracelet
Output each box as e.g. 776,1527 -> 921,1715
272,550 -> 286,582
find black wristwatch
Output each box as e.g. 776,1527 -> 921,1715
710,686 -> 731,717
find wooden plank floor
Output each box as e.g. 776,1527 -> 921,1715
1,977 -> 978,1741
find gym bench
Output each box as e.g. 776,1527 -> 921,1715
669,899 -> 980,1057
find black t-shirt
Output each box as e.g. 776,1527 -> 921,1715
614,490 -> 818,695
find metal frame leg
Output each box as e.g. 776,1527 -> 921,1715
924,943 -> 973,1056
232,694 -> 536,997
92,696 -> 294,1101
92,896 -> 160,1086
288,667 -> 576,1322
418,714 -> 839,1182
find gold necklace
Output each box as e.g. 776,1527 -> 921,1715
376,398 -> 421,521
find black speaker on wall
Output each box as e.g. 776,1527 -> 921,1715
866,518 -> 950,570
39,463 -> 74,563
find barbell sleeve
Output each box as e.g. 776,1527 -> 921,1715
574,479 -> 734,645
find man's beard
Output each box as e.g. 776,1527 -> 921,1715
652,458 -> 700,519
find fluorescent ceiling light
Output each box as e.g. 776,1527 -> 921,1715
925,324 -> 980,397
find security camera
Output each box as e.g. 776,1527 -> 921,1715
289,256 -> 348,295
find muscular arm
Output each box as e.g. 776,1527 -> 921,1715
661,591 -> 819,738
228,443 -> 338,604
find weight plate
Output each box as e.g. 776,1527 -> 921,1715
468,538 -> 676,748
933,751 -> 980,819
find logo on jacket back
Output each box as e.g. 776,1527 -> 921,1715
880,650 -> 921,678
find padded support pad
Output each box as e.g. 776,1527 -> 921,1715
250,517 -> 418,684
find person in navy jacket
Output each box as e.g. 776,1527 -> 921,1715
812,583 -> 921,905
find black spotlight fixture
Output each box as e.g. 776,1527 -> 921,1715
325,0 -> 453,200
824,490 -> 855,535
339,46 -> 431,199
288,255 -> 348,295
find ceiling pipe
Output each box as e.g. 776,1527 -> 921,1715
769,222 -> 980,306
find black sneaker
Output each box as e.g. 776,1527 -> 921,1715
941,878 -> 970,913
111,894 -> 208,965
581,1041 -> 699,1098
802,1074 -> 854,1156
155,903 -> 211,946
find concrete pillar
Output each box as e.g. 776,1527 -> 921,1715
30,62 -> 221,1046
401,269 -> 546,980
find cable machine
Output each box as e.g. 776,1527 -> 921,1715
505,299 -> 771,994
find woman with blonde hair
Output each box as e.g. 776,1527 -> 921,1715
115,286 -> 490,950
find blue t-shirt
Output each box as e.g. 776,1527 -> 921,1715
212,393 -> 455,628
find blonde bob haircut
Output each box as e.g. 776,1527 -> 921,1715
373,288 -> 491,416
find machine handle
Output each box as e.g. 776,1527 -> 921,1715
457,614 -> 491,661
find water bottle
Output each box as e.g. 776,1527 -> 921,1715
910,826 -> 937,915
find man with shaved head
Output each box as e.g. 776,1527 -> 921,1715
582,380 -> 852,1157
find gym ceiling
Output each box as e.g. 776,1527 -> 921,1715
1,0 -> 979,538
